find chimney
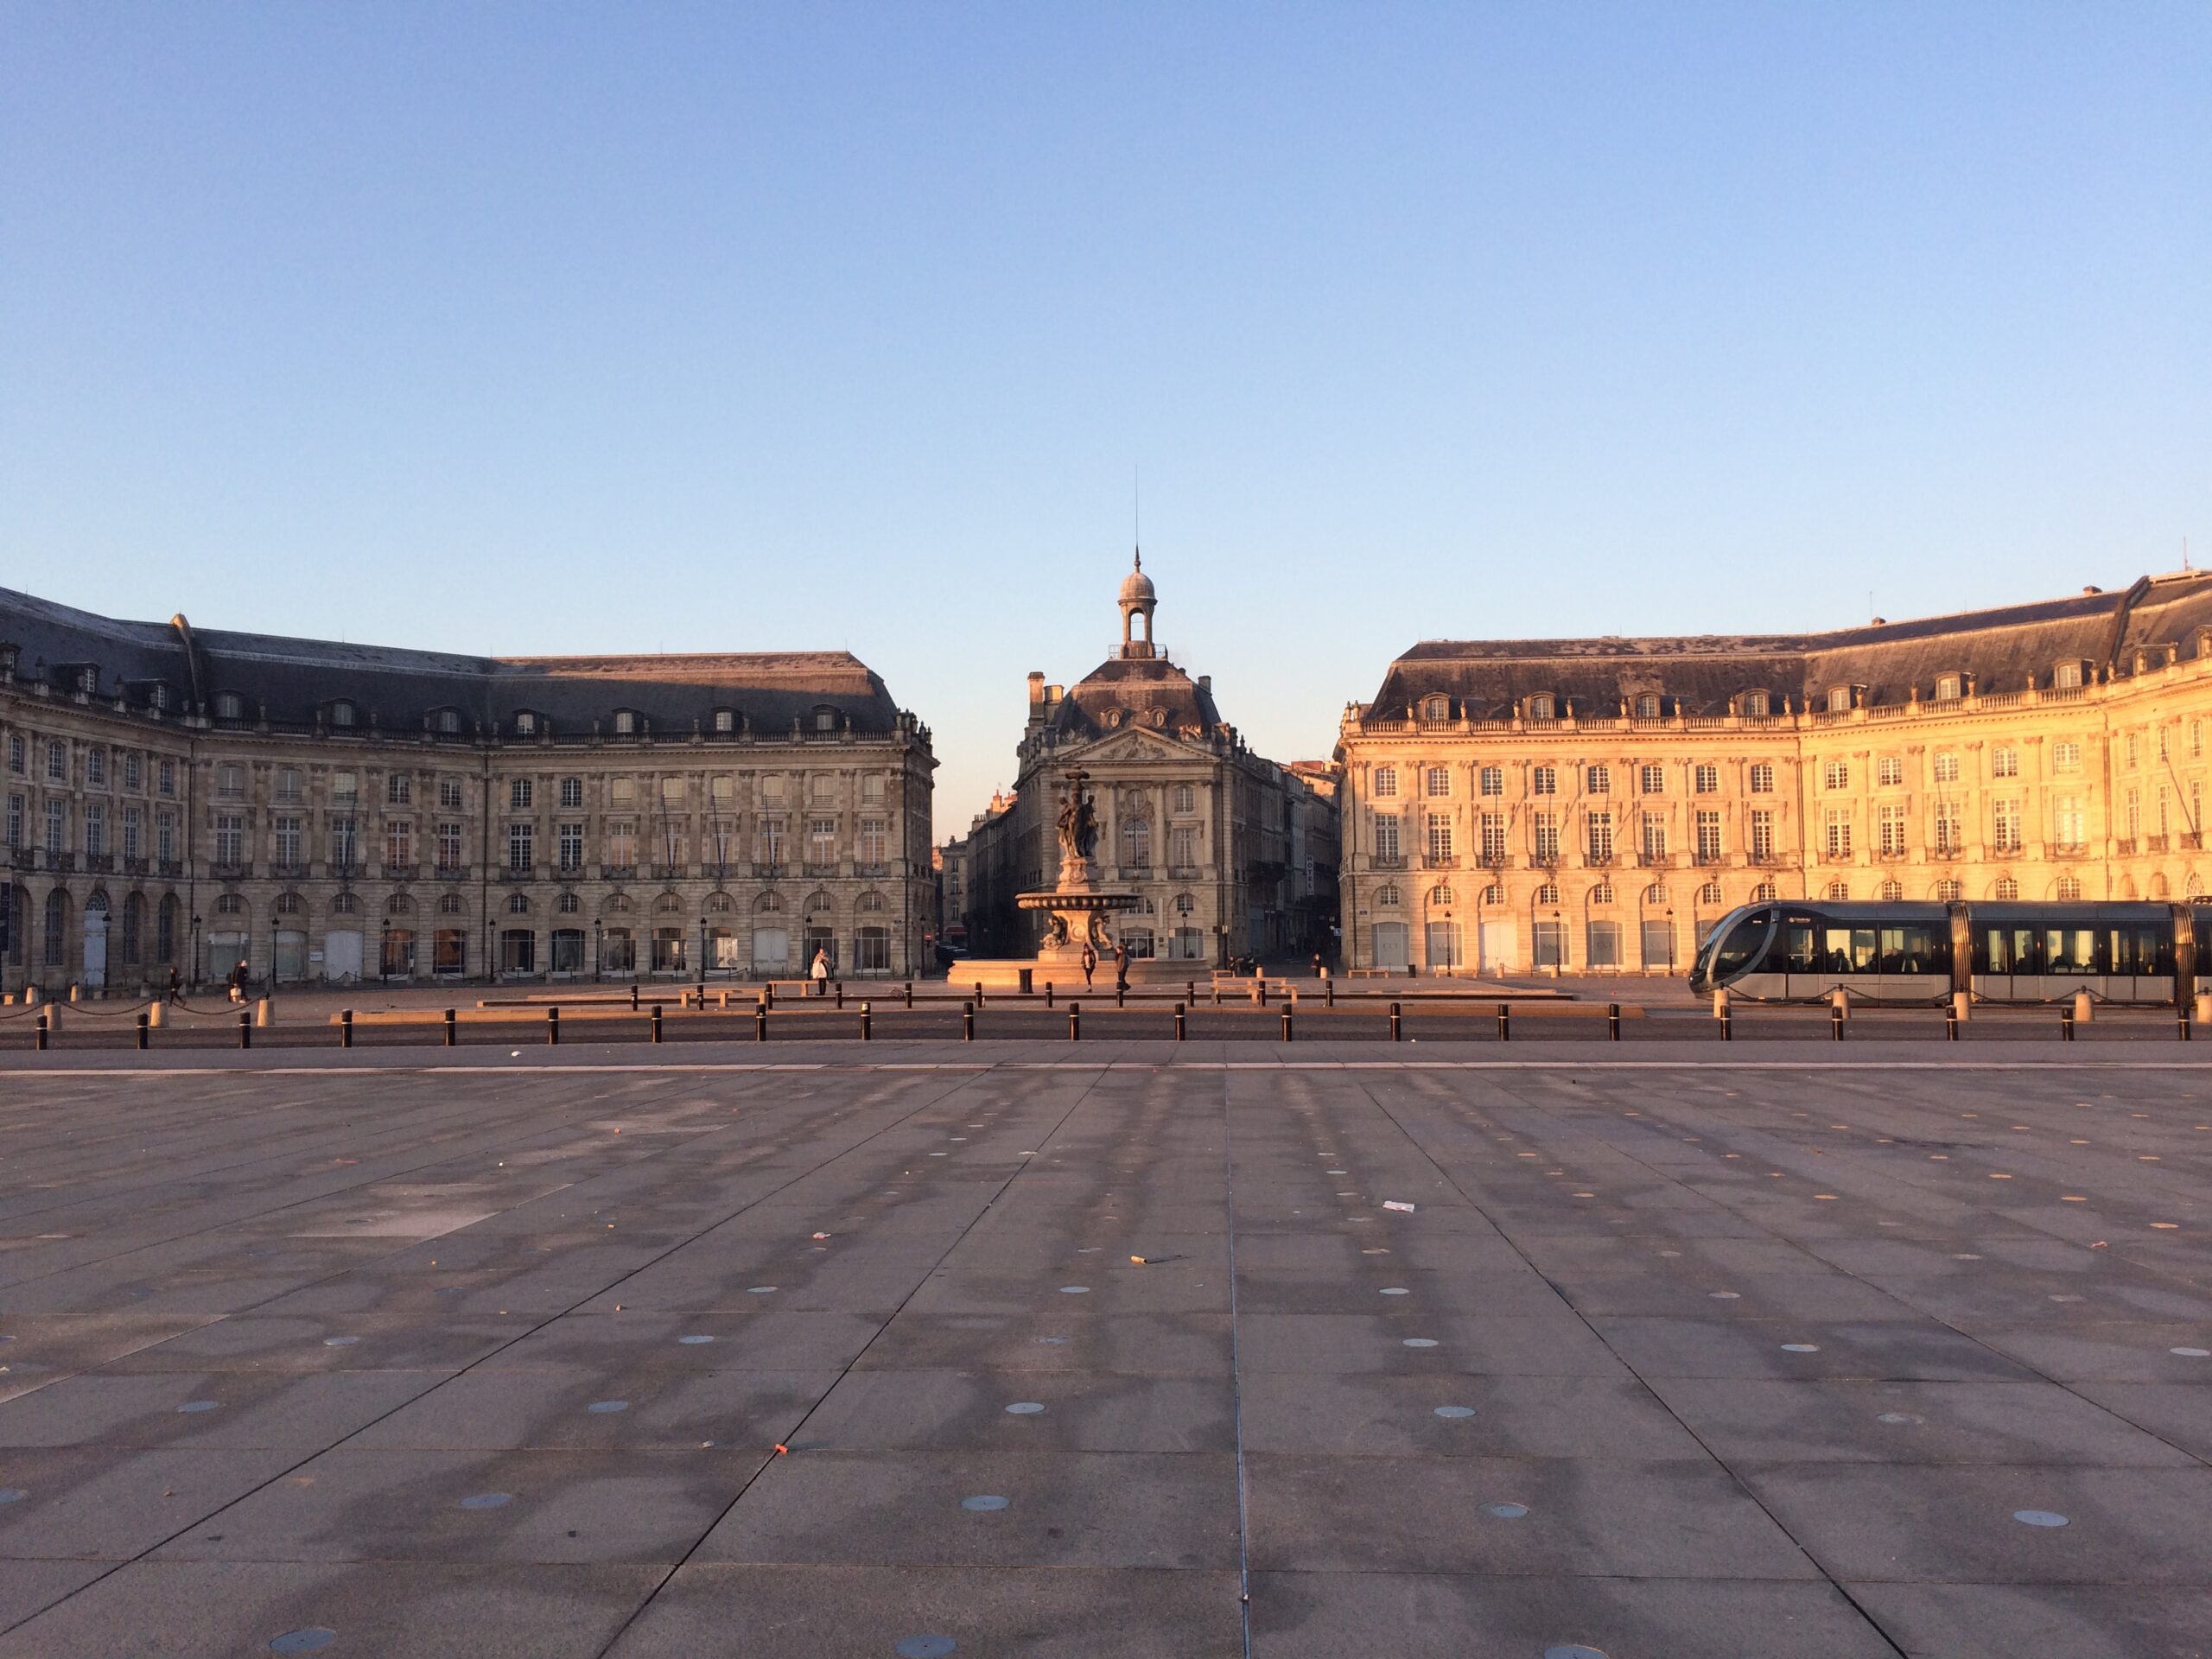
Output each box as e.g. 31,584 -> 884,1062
1027,671 -> 1045,706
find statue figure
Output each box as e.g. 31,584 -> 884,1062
1056,772 -> 1099,862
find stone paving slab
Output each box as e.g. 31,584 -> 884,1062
0,1039 -> 2205,1656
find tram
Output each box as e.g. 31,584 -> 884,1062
1688,899 -> 2198,1007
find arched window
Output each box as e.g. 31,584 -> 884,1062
858,891 -> 885,912
1751,881 -> 1778,901
557,891 -> 580,913
1634,693 -> 1661,719
1934,675 -> 1962,702
2056,876 -> 2083,902
438,892 -> 465,914
1174,891 -> 1195,915
1480,883 -> 1503,905
1698,880 -> 1723,905
1740,690 -> 1770,717
1934,880 -> 1961,902
1526,693 -> 1556,720
1590,882 -> 1614,905
1421,696 -> 1450,720
605,893 -> 634,913
1993,877 -> 2018,900
755,891 -> 782,914
654,891 -> 682,914
216,893 -> 245,915
613,709 -> 638,735
433,708 -> 461,734
1826,686 -> 1853,713
804,890 -> 833,915
328,700 -> 356,728
708,891 -> 734,912
1430,883 -> 1454,907
513,710 -> 538,736
387,894 -> 414,916
275,892 -> 303,915
506,893 -> 531,914
42,888 -> 67,966
1825,881 -> 1849,900
1375,884 -> 1401,906
1878,880 -> 1903,901
333,893 -> 360,915
1535,882 -> 1560,905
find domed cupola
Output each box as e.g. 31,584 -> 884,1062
1118,551 -> 1159,659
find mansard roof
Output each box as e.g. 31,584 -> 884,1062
1046,654 -> 1226,740
0,584 -> 910,736
1363,572 -> 2212,721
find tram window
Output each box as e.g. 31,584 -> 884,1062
1822,927 -> 1877,973
1878,925 -> 1938,974
1782,925 -> 1815,972
1712,918 -> 1766,976
2043,929 -> 2098,976
2108,926 -> 2169,976
1978,926 -> 2044,975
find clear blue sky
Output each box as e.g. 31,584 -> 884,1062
4,4 -> 2206,832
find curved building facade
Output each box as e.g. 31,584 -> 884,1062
1337,572 -> 2212,975
0,586 -> 935,992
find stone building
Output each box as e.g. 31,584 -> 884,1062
0,584 -> 935,993
966,557 -> 1337,967
1337,572 -> 2212,975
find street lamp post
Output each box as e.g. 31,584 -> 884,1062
594,918 -> 603,984
697,914 -> 707,995
189,913 -> 201,991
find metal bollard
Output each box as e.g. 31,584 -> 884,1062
1497,1002 -> 1510,1043
1389,1001 -> 1402,1042
860,1001 -> 872,1040
630,984 -> 639,1011
835,982 -> 843,1010
756,1004 -> 768,1042
340,1008 -> 353,1048
905,981 -> 914,1009
1116,982 -> 1126,1008
1830,1003 -> 1845,1042
651,1004 -> 664,1044
1069,1001 -> 1081,1041
963,1000 -> 975,1041
975,981 -> 984,1007
35,1013 -> 47,1051
1608,1003 -> 1621,1041
2061,1007 -> 2075,1043
1325,977 -> 1335,1007
238,1010 -> 251,1050
444,1007 -> 457,1047
1946,1004 -> 1960,1042
1281,1007 -> 1294,1042
2182,1007 -> 2193,1042
766,983 -> 775,1008
1174,1001 -> 1186,1041
137,1010 -> 149,1050
1719,1002 -> 1732,1041
1046,982 -> 1055,1008
548,1006 -> 561,1046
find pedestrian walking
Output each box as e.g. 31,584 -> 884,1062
1114,944 -> 1129,992
167,965 -> 183,1006
226,959 -> 248,1006
1080,944 -> 1096,988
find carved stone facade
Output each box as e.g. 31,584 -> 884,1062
1338,572 -> 2212,974
965,558 -> 1337,967
0,585 -> 934,991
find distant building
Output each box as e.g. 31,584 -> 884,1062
966,556 -> 1338,967
1336,572 -> 2212,975
0,585 -> 935,991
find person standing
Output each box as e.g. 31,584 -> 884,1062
810,947 -> 830,996
1114,943 -> 1130,993
1080,944 -> 1096,988
226,959 -> 248,1005
167,965 -> 183,1006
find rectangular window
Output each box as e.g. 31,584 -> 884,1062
1749,762 -> 1775,794
1173,784 -> 1196,813
331,816 -> 358,868
216,762 -> 242,796
1693,763 -> 1718,794
859,817 -> 887,864
86,748 -> 106,787
158,757 -> 175,797
124,752 -> 142,791
1877,803 -> 1907,855
1638,764 -> 1664,795
5,792 -> 22,849
1993,747 -> 2019,779
1374,814 -> 1402,862
560,776 -> 584,809
2054,797 -> 2084,848
1640,816 -> 1666,861
1533,812 -> 1560,862
387,773 -> 411,806
1169,824 -> 1197,868
1373,766 -> 1398,799
438,777 -> 464,810
45,799 -> 66,854
1531,766 -> 1556,797
809,817 -> 838,866
437,822 -> 465,870
385,821 -> 412,868
1426,817 -> 1453,861
274,815 -> 302,866
1586,810 -> 1613,864
4,734 -> 22,773
755,817 -> 781,865
157,812 -> 177,864
508,822 -> 534,872
1480,811 -> 1507,862
83,804 -> 105,857
275,766 -> 301,801
47,742 -> 67,783
1878,756 -> 1903,787
609,821 -> 637,867
1533,919 -> 1567,968
1993,799 -> 2022,853
1822,760 -> 1849,791
510,779 -> 533,810
214,814 -> 244,864
1478,766 -> 1503,798
1750,810 -> 1775,859
2056,661 -> 2083,689
558,823 -> 583,870
1935,804 -> 1962,855
1695,810 -> 1722,861
1586,920 -> 1623,969
1586,766 -> 1611,795
1823,809 -> 1852,859
2052,741 -> 2082,773
1425,766 -> 1450,798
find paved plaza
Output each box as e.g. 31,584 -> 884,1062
0,1042 -> 2207,1656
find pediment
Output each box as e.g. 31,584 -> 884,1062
1072,727 -> 1197,765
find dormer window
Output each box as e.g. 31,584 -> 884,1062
328,700 -> 356,728
1526,693 -> 1556,720
143,682 -> 170,713
213,691 -> 244,721
1634,694 -> 1661,719
712,708 -> 736,734
1934,674 -> 1962,702
813,706 -> 838,732
612,709 -> 639,735
513,710 -> 538,737
432,708 -> 461,734
2054,660 -> 2085,688
1421,696 -> 1450,721
1826,686 -> 1853,713
1740,690 -> 1770,716
75,665 -> 99,695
